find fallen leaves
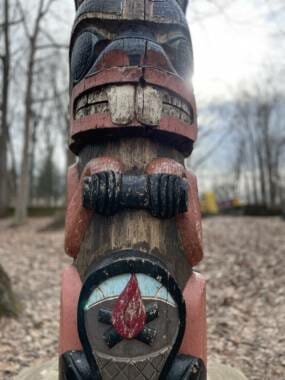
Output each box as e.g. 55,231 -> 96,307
0,216 -> 284,379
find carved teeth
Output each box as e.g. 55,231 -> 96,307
75,103 -> 110,119
107,85 -> 136,125
88,88 -> 108,104
162,104 -> 192,124
162,92 -> 193,123
76,94 -> 88,110
136,85 -> 162,126
74,85 -> 193,124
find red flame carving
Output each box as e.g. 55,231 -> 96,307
112,274 -> 146,339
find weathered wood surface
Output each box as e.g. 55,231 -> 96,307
60,0 -> 206,378
75,139 -> 192,288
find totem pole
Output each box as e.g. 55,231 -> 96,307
60,0 -> 207,379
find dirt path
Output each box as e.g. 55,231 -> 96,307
0,216 -> 284,379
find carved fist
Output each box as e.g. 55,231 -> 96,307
148,174 -> 188,218
83,171 -> 122,216
83,172 -> 188,218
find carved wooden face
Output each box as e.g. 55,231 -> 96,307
69,0 -> 197,157
71,0 -> 192,83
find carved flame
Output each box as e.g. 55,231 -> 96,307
112,274 -> 146,339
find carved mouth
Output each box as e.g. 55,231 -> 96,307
74,85 -> 194,126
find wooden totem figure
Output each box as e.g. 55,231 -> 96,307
60,0 -> 207,379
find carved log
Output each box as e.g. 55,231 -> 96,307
60,1 -> 207,379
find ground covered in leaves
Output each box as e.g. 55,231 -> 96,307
0,216 -> 284,379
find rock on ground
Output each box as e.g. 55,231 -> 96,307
0,263 -> 20,318
0,216 -> 284,379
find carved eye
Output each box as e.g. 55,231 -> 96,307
70,32 -> 99,83
164,38 -> 193,78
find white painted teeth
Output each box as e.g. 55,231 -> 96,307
107,85 -> 136,125
136,85 -> 162,126
74,85 -> 193,125
106,85 -> 163,126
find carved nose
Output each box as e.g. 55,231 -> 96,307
90,37 -> 176,74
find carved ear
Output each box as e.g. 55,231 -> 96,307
74,0 -> 83,10
176,0 -> 188,13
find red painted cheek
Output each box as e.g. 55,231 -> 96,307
112,274 -> 146,339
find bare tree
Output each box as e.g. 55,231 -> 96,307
14,0 -> 63,224
0,0 -> 11,217
188,101 -> 235,171
0,1 -> 21,320
234,80 -> 285,207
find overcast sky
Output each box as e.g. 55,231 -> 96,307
189,0 -> 284,101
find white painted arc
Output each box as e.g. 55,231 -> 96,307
85,273 -> 176,310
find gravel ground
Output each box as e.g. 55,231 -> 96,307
0,216 -> 284,380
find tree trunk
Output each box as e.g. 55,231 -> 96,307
29,117 -> 39,205
257,146 -> 267,206
0,0 -> 11,217
248,127 -> 259,204
244,170 -> 251,205
14,0 -> 47,224
15,43 -> 35,224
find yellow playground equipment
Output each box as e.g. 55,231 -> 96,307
200,192 -> 219,215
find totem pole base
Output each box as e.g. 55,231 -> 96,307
15,359 -> 248,380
